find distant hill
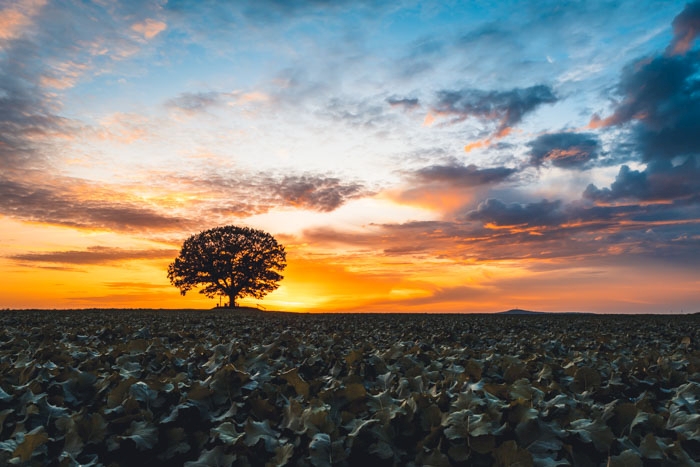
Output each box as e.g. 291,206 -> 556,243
498,308 -> 544,315
498,308 -> 596,316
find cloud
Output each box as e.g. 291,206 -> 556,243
163,170 -> 370,219
131,18 -> 167,40
331,197 -> 700,267
0,177 -> 193,232
0,169 -> 367,234
96,112 -> 151,143
0,40 -> 71,171
321,96 -> 390,129
0,0 -> 174,174
666,1 -> 700,56
166,91 -> 222,114
589,4 -> 700,164
528,132 -> 600,169
273,175 -> 367,212
386,96 -> 420,110
589,55 -> 697,137
9,246 -> 176,265
431,85 -> 557,135
390,161 -> 517,213
466,198 -> 567,228
166,90 -> 271,115
584,158 -> 700,203
411,162 -> 516,187
166,0 -> 393,26
0,0 -> 46,42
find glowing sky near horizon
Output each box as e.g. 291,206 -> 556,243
1,0 -> 700,313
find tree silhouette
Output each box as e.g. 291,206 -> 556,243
167,225 -> 286,308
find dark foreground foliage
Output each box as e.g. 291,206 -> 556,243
0,310 -> 698,466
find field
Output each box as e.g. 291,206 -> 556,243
0,310 -> 698,466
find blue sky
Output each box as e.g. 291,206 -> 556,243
1,0 -> 699,312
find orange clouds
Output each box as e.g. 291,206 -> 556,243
0,0 -> 45,42
464,138 -> 490,152
131,18 -> 167,40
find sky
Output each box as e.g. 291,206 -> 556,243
1,0 -> 699,313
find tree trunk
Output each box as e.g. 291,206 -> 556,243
227,293 -> 237,308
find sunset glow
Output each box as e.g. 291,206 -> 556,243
2,1 -> 700,313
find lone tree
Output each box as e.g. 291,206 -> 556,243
167,225 -> 286,308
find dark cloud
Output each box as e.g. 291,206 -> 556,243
411,162 -> 516,187
591,4 -> 700,164
386,96 -> 420,110
273,175 -> 367,212
9,246 -> 176,265
466,198 -> 566,227
584,157 -> 700,203
666,1 -> 700,55
433,85 -> 557,134
0,178 -> 192,232
528,132 -> 599,169
592,54 -> 698,147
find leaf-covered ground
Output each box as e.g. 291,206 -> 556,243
0,310 -> 698,466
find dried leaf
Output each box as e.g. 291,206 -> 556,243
12,426 -> 49,462
492,440 -> 533,467
344,383 -> 366,402
267,443 -> 294,467
281,368 -> 310,399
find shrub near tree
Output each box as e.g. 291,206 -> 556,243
167,225 -> 286,308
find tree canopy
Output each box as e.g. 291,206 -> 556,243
167,225 -> 286,308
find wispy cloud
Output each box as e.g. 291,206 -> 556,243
273,175 -> 367,212
9,246 -> 176,265
0,177 -> 193,232
0,0 -> 46,42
